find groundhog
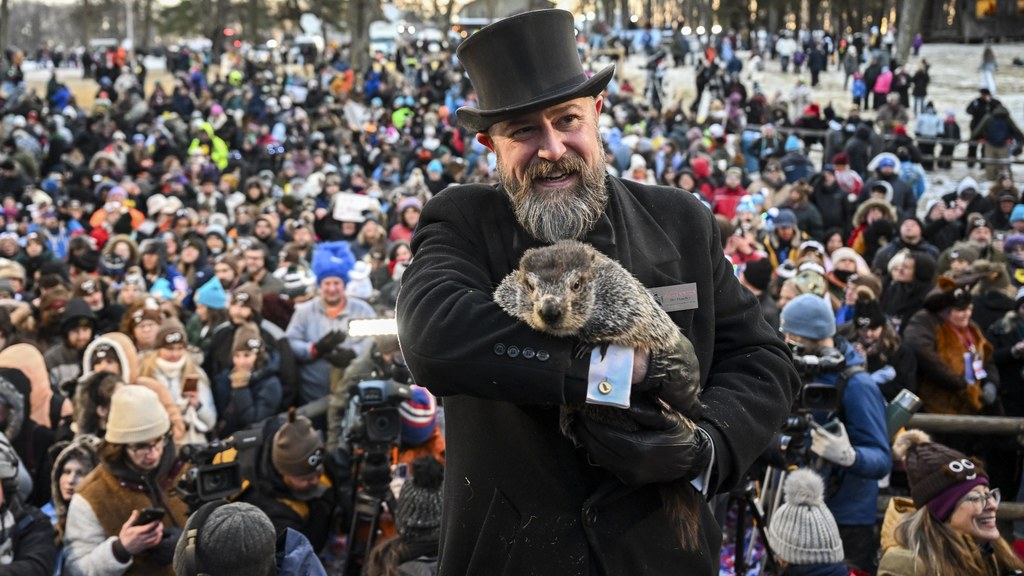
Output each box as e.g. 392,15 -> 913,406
494,239 -> 704,550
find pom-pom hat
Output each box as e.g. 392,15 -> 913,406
311,241 -> 356,285
767,468 -> 844,565
893,429 -> 989,522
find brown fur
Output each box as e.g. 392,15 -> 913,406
494,240 -> 703,550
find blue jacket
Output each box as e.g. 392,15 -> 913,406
814,339 -> 891,526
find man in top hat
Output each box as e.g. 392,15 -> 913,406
396,9 -> 799,575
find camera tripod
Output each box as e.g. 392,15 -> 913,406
341,445 -> 398,576
726,464 -> 787,576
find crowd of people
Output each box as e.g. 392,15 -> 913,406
0,7 -> 1022,575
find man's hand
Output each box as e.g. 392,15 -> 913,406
118,511 -> 163,556
634,335 -> 702,419
314,330 -> 347,357
810,420 -> 856,467
572,398 -> 712,487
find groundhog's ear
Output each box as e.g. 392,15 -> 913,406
936,275 -> 956,291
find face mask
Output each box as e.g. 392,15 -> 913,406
833,269 -> 856,283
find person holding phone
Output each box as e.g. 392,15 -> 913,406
138,319 -> 215,445
64,386 -> 188,575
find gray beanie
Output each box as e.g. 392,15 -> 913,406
395,455 -> 444,541
173,501 -> 276,576
767,469 -> 844,565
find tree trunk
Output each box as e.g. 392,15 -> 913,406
0,0 -> 8,58
347,0 -> 381,77
619,0 -> 629,30
248,0 -> 261,43
894,0 -> 925,64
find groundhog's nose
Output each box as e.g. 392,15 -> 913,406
539,300 -> 563,324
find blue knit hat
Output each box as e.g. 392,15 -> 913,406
311,241 -> 356,284
195,278 -> 228,310
1010,204 -> 1024,224
400,385 -> 438,447
784,134 -> 802,152
780,294 -> 836,340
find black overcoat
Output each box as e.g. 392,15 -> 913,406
396,176 -> 799,575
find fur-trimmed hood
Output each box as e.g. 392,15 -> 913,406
82,332 -> 139,382
0,371 -> 25,441
0,344 -> 62,429
853,197 -> 898,227
71,371 -> 123,437
49,434 -> 101,522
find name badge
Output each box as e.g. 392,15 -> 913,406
648,283 -> 698,312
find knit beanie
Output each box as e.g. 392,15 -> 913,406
395,455 -> 444,541
853,295 -> 886,329
272,408 -> 324,478
311,241 -> 356,285
964,212 -> 991,237
130,305 -> 163,327
194,278 -> 228,310
105,385 -> 171,444
893,429 -> 988,522
156,318 -> 187,348
232,282 -> 263,316
1011,205 -> 1024,224
767,468 -> 844,565
400,385 -> 438,447
231,322 -> 263,356
172,500 -> 277,576
742,259 -> 773,292
780,294 -> 835,340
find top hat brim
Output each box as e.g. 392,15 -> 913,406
456,64 -> 615,133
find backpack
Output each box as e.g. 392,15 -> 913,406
793,51 -> 806,65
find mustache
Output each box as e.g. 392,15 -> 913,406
523,155 -> 588,182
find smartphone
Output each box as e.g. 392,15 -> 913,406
133,507 -> 165,526
182,376 -> 199,395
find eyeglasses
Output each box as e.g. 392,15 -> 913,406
961,488 -> 1000,508
126,436 -> 166,456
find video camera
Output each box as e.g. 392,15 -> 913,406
774,346 -> 847,467
176,429 -> 262,511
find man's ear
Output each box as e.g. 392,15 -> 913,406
595,95 -> 604,116
475,132 -> 494,152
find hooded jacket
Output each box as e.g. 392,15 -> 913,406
186,122 -> 229,170
44,299 -> 97,389
80,333 -> 186,442
0,368 -> 55,507
49,434 -> 101,544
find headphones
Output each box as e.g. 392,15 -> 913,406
180,499 -> 229,576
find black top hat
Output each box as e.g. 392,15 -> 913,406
455,9 -> 615,132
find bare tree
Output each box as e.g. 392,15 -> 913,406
0,0 -> 9,55
894,0 -> 925,64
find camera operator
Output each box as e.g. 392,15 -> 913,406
237,409 -> 337,555
326,335 -> 404,456
779,294 -> 891,574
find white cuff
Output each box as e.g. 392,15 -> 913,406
585,345 -> 633,409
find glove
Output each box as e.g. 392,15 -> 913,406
313,330 -> 347,357
149,527 -> 182,566
810,420 -> 856,467
635,335 -> 703,419
324,348 -> 357,368
229,368 -> 251,389
870,365 -> 897,386
982,381 -> 998,406
572,397 -> 712,487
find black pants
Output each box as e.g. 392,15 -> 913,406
838,524 -> 879,575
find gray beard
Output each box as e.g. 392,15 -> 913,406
498,152 -> 609,244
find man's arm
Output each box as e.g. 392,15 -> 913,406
841,373 -> 892,479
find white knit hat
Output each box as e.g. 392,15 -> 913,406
104,386 -> 171,445
767,469 -> 844,565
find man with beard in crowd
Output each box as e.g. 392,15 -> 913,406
396,10 -> 799,576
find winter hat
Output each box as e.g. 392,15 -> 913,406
395,455 -> 444,541
130,305 -> 163,327
766,468 -> 844,565
774,209 -> 798,229
1005,234 -> 1024,254
964,213 -> 991,237
1010,205 -> 1024,224
830,247 -> 861,268
172,500 -> 277,576
194,278 -> 228,310
74,277 -> 102,297
272,408 -> 325,478
60,299 -> 97,335
231,322 -> 263,356
894,429 -> 989,522
311,241 -> 356,285
784,134 -> 802,152
780,294 -> 835,341
400,385 -> 438,447
853,295 -> 887,329
742,259 -> 773,292
831,152 -> 849,166
232,282 -> 263,316
105,385 -> 171,444
0,259 -> 26,283
947,243 -> 980,265
923,275 -> 976,312
156,319 -> 187,348
71,250 -> 101,273
957,176 -> 980,198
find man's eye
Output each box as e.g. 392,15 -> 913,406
512,126 -> 534,138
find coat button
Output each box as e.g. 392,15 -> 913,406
536,350 -> 549,362
584,507 -> 598,526
522,347 -> 535,359
507,346 -> 520,358
494,343 -> 506,356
